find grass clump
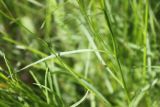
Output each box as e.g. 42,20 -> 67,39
0,0 -> 160,107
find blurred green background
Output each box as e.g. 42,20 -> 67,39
0,0 -> 160,107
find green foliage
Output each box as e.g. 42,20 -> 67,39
0,0 -> 160,107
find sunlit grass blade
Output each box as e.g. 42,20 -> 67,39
44,67 -> 50,104
129,78 -> 158,107
27,0 -> 44,7
79,79 -> 112,106
18,49 -> 99,72
70,91 -> 89,107
1,52 -> 13,80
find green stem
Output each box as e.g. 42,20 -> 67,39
101,0 -> 130,103
143,0 -> 149,81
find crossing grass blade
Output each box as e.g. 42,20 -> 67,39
0,0 -> 160,106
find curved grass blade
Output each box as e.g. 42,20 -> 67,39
79,79 -> 112,106
18,49 -> 99,72
70,91 -> 89,107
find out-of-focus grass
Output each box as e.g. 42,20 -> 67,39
0,0 -> 160,107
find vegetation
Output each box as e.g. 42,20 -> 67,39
0,0 -> 160,107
